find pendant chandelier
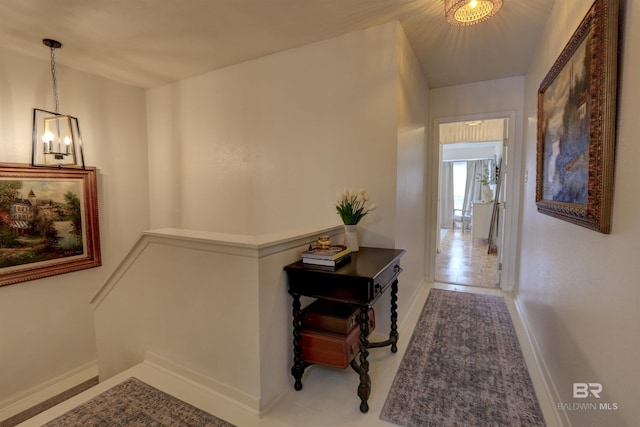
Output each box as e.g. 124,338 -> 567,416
445,0 -> 504,26
32,39 -> 85,169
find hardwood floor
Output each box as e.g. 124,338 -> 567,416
435,228 -> 498,288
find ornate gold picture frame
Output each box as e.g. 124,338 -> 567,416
536,0 -> 622,233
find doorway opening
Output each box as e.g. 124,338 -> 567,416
435,118 -> 507,288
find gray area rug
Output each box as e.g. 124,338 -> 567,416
381,289 -> 545,426
43,377 -> 236,426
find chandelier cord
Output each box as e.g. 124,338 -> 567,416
49,45 -> 60,114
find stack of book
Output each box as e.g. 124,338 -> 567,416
301,244 -> 351,269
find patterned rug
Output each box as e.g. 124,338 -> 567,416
380,289 -> 545,426
43,377 -> 236,426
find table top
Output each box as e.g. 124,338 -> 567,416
285,246 -> 405,307
284,247 -> 405,280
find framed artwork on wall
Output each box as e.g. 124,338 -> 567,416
0,164 -> 101,287
536,0 -> 622,233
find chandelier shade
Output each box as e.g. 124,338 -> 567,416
32,108 -> 85,168
32,39 -> 85,169
445,0 -> 504,26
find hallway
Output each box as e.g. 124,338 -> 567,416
17,283 -> 558,427
435,228 -> 499,288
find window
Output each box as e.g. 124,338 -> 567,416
453,162 -> 467,211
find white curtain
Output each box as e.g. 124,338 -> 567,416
440,162 -> 454,229
462,160 -> 484,212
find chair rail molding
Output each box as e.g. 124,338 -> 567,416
91,223 -> 343,309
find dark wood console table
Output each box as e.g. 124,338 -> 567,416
284,246 -> 406,413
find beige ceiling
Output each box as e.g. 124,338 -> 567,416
0,0 -> 555,89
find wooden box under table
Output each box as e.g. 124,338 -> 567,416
302,300 -> 375,335
301,326 -> 361,368
300,301 -> 375,368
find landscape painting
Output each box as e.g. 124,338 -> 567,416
536,0 -> 621,233
0,164 -> 101,286
539,34 -> 591,205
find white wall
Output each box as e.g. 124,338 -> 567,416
147,21 -> 428,333
147,22 -> 401,244
428,77 -> 525,288
92,233 -> 262,409
394,26 -> 429,313
0,47 -> 149,411
519,0 -> 639,425
94,20 -> 430,416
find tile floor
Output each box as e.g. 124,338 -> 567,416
436,228 -> 499,288
20,283 -> 559,427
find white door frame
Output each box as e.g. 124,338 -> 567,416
427,110 -> 520,292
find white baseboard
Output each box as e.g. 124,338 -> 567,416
0,361 -> 98,421
513,297 -> 570,427
144,352 -> 260,414
398,278 -> 430,328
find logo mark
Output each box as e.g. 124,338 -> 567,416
573,383 -> 602,398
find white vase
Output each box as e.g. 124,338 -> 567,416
482,185 -> 494,203
344,224 -> 359,252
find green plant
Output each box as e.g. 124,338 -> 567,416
476,167 -> 493,186
335,188 -> 376,225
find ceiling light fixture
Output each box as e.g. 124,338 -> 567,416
32,39 -> 85,169
445,0 -> 504,26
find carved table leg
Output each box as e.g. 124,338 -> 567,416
291,293 -> 305,390
357,305 -> 371,413
390,279 -> 399,353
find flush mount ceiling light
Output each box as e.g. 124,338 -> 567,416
445,0 -> 504,26
32,39 -> 85,169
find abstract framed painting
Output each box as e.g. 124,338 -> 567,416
536,0 -> 622,233
0,163 -> 101,286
